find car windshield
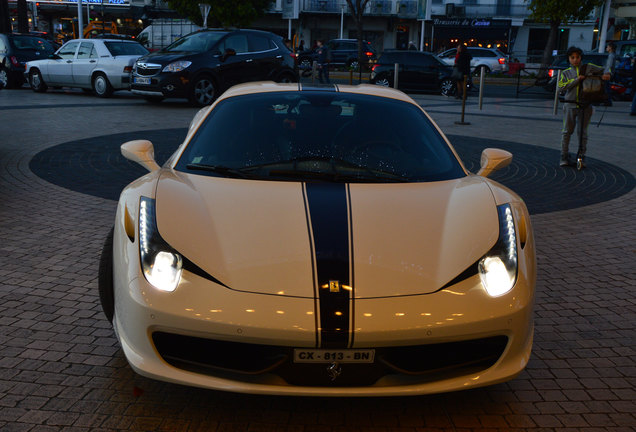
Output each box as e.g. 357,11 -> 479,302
175,92 -> 466,183
9,35 -> 54,53
104,41 -> 148,56
162,31 -> 226,53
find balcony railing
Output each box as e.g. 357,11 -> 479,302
303,0 -> 345,13
439,4 -> 532,18
396,0 -> 417,18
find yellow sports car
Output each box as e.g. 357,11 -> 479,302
99,82 -> 535,396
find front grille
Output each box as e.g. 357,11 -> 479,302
152,332 -> 508,387
135,66 -> 161,77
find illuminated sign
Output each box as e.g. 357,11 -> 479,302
27,0 -> 130,5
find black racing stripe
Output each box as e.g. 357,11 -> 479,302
300,83 -> 338,92
305,182 -> 351,348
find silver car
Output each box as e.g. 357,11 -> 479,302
25,38 -> 148,97
438,47 -> 508,75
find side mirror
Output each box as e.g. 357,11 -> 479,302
476,148 -> 512,178
121,139 -> 161,172
49,53 -> 62,60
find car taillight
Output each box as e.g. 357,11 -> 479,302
498,57 -> 506,64
610,83 -> 626,94
123,66 -> 132,72
371,64 -> 377,72
365,51 -> 374,57
548,69 -> 554,78
10,56 -> 19,66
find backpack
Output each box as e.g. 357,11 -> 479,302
579,64 -> 608,104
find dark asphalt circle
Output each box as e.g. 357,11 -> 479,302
29,129 -> 635,215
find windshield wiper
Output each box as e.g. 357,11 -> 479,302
186,163 -> 253,179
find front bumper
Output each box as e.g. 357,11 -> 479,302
113,241 -> 534,396
131,71 -> 189,98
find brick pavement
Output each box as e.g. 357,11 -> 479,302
0,86 -> 634,431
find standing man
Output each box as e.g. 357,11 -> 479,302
558,46 -> 610,168
603,42 -> 617,106
316,40 -> 331,84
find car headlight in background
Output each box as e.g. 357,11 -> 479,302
139,197 -> 182,292
479,203 -> 518,297
162,61 -> 192,73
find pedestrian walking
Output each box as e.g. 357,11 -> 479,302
603,41 -> 617,106
316,40 -> 331,84
453,44 -> 471,99
558,46 -> 611,169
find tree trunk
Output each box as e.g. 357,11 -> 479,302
17,0 -> 29,33
538,19 -> 560,78
0,0 -> 11,33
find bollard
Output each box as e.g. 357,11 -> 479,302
394,63 -> 399,88
311,61 -> 317,84
553,69 -> 561,116
478,65 -> 485,110
455,75 -> 471,125
349,69 -> 353,85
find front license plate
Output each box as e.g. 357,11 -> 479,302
134,76 -> 151,85
293,349 -> 375,363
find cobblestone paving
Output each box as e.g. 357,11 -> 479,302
0,87 -> 635,431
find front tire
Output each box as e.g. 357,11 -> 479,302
93,73 -> 113,98
98,228 -> 115,323
29,69 -> 48,93
472,65 -> 491,77
276,71 -> 298,83
189,75 -> 217,107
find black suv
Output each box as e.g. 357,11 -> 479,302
296,39 -> 376,70
0,33 -> 56,88
131,29 -> 298,106
370,50 -> 455,95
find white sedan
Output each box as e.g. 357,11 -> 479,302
438,47 -> 509,75
25,38 -> 148,97
99,82 -> 536,396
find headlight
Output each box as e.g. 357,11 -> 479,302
479,203 -> 517,297
139,197 -> 182,292
162,60 -> 192,72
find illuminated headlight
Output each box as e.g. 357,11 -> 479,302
479,204 -> 517,297
162,61 -> 192,72
139,197 -> 182,292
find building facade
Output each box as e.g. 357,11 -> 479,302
9,0 -> 633,61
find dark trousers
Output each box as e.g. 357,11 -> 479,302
318,63 -> 330,84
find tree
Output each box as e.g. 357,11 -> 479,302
165,0 -> 271,27
345,0 -> 371,80
17,0 -> 28,33
527,0 -> 604,76
0,0 -> 11,34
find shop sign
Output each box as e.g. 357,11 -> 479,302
432,18 -> 509,28
28,0 -> 130,5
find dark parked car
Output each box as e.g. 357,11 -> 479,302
0,33 -> 56,88
131,29 -> 298,106
296,39 -> 376,70
370,50 -> 456,96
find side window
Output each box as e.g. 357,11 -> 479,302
619,44 -> 636,57
441,49 -> 456,59
415,54 -> 435,67
0,37 -> 6,52
90,45 -> 98,58
221,35 -> 248,54
345,42 -> 357,50
77,42 -> 93,59
248,34 -> 272,52
58,42 -> 79,59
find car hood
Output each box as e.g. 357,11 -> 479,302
138,51 -> 203,65
154,171 -> 499,298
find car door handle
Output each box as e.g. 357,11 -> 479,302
276,55 -> 282,59
66,60 -> 72,63
245,59 -> 253,63
90,60 -> 96,63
